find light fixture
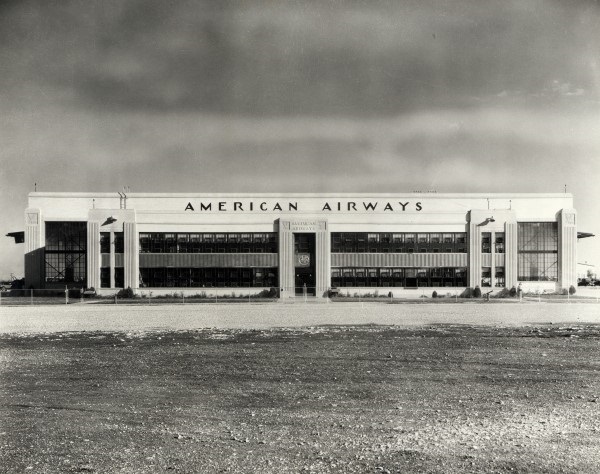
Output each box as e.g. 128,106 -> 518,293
488,216 -> 495,222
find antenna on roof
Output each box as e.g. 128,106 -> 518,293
34,182 -> 37,192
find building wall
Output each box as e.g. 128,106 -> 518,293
24,192 -> 578,295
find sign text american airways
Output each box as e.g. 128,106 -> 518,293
184,201 -> 423,212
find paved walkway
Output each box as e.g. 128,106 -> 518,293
1,302 -> 599,334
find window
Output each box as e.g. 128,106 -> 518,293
495,267 -> 505,287
177,234 -> 189,253
114,232 -> 124,253
164,234 -> 176,253
482,233 -> 491,253
44,222 -> 87,286
100,267 -> 110,288
114,267 -> 124,288
138,233 -> 277,254
518,223 -> 558,281
481,267 -> 491,287
495,233 -> 505,254
137,267 -> 277,287
100,233 -> 110,254
140,233 -> 151,253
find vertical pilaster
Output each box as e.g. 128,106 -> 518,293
468,223 -> 481,288
490,231 -> 496,288
87,221 -> 100,289
505,222 -> 518,289
278,220 -> 294,298
109,231 -> 115,288
124,222 -> 139,289
558,209 -> 577,290
24,208 -> 43,288
315,221 -> 330,297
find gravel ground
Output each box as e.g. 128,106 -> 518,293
1,325 -> 600,473
1,302 -> 600,334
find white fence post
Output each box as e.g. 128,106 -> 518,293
65,286 -> 68,305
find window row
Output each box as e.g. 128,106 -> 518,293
331,267 -> 468,288
331,233 -> 467,253
138,267 -> 278,288
100,267 -> 124,288
481,266 -> 505,287
481,232 -> 505,254
139,233 -> 278,254
100,232 -> 124,254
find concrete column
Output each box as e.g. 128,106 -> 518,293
315,221 -> 330,297
24,208 -> 44,288
490,231 -> 496,288
558,209 -> 577,290
468,222 -> 481,288
505,222 -> 518,289
124,222 -> 139,289
278,220 -> 295,298
109,231 -> 115,288
87,221 -> 100,289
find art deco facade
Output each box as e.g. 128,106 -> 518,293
22,193 -> 578,297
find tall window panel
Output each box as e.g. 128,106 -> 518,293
44,222 -> 87,286
517,223 -> 558,281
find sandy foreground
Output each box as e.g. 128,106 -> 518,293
1,302 -> 600,334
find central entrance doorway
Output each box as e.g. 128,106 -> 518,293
294,233 -> 316,296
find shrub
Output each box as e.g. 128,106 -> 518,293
432,290 -> 438,298
569,285 -> 576,295
460,287 -> 474,298
473,286 -> 482,298
494,287 -> 511,298
117,287 -> 135,298
509,286 -> 517,297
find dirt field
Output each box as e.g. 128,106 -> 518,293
1,322 -> 600,473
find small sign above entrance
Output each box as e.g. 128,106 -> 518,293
289,221 -> 324,232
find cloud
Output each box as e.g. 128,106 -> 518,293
1,0 -> 599,115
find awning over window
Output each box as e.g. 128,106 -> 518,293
6,231 -> 24,244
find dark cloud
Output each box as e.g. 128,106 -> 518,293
2,0 -> 599,115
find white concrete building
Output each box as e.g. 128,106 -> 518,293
20,192 -> 578,297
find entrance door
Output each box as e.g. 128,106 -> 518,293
294,233 -> 315,295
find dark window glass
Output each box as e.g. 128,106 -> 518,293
100,232 -> 110,253
138,233 -> 277,254
495,266 -> 505,288
331,232 -> 467,253
481,267 -> 491,287
495,233 -> 505,254
114,232 -> 124,253
137,267 -> 277,288
100,267 -> 110,288
140,233 -> 151,253
482,233 -> 491,253
45,222 -> 87,286
114,267 -> 124,288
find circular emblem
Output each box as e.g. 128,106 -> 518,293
297,254 -> 310,266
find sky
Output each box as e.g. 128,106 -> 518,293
0,0 -> 599,280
